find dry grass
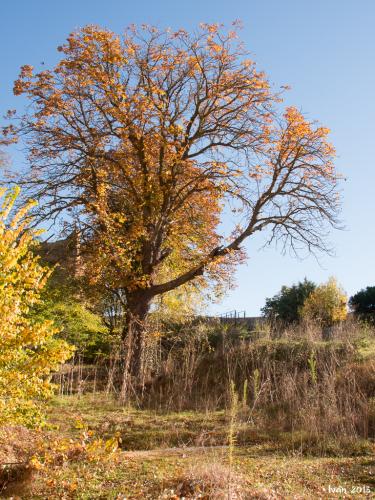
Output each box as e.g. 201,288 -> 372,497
159,462 -> 252,499
3,320 -> 374,497
52,319 -> 375,456
0,426 -> 41,496
1,394 -> 374,498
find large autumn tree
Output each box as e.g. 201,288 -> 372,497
3,24 -> 340,386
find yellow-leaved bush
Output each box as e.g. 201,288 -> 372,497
0,187 -> 73,426
301,277 -> 347,328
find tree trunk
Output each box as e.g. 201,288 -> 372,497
119,291 -> 151,401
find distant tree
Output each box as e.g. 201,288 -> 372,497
349,286 -> 375,320
301,277 -> 347,328
0,187 -> 72,426
262,279 -> 316,324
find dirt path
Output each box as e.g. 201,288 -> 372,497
124,444 -> 229,459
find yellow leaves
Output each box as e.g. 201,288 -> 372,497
20,64 -> 34,78
30,455 -> 44,471
283,106 -> 311,137
74,418 -> 85,429
249,164 -> 265,181
13,79 -> 25,95
275,106 -> 337,184
186,55 -> 201,75
125,45 -> 136,57
200,22 -> 220,34
104,433 -> 121,454
301,277 -> 347,327
0,187 -> 73,426
208,42 -> 224,54
242,59 -> 253,69
284,106 -> 301,122
13,66 -> 34,95
152,86 -> 166,97
283,107 -> 331,147
168,123 -> 184,136
151,330 -> 163,339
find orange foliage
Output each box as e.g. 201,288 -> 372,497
4,23 -> 340,323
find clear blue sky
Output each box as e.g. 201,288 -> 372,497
1,0 -> 374,315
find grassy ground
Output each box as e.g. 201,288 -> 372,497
5,393 -> 375,499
